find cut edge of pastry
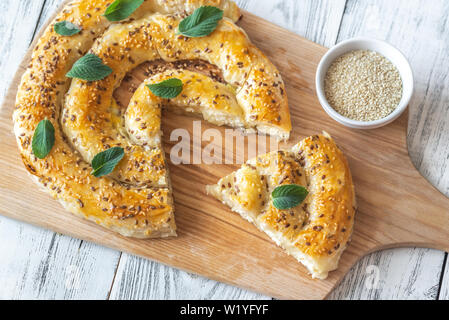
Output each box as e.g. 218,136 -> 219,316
206,132 -> 356,279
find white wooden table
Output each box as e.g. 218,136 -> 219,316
0,0 -> 448,300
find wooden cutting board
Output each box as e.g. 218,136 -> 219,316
0,3 -> 448,300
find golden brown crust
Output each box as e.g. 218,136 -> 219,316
206,133 -> 356,278
13,0 -> 290,238
126,69 -> 245,144
291,133 -> 355,258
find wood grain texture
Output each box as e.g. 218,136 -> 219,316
329,0 -> 449,300
0,0 -> 45,108
328,248 -> 444,300
0,0 -> 121,300
0,216 -> 120,299
1,0 -> 449,299
1,0 -> 449,300
234,0 -> 347,47
338,1 -> 449,198
109,254 -> 271,300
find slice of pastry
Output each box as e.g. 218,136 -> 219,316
206,133 -> 356,279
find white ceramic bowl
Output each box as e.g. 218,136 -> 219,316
315,37 -> 414,129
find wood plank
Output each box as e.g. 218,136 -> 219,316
0,0 -> 120,300
109,254 -> 271,300
329,248 -> 444,299
329,0 -> 449,300
0,0 -> 45,107
1,1 -> 448,299
0,216 -> 120,299
112,0 -> 348,300
337,1 -> 449,195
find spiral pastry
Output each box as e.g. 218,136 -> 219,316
13,0 -> 291,238
207,133 -> 356,279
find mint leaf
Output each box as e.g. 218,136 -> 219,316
146,78 -> 183,99
54,21 -> 81,36
178,6 -> 223,38
104,0 -> 144,22
66,54 -> 112,81
271,184 -> 309,210
32,119 -> 55,159
91,147 -> 125,177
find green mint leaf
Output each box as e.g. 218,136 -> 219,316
54,21 -> 81,36
271,184 -> 309,210
91,147 -> 125,178
146,78 -> 183,99
66,54 -> 112,81
32,119 -> 55,159
178,6 -> 223,38
104,0 -> 144,22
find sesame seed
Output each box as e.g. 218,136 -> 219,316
324,50 -> 402,121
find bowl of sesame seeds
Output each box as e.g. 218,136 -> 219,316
316,37 -> 414,129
